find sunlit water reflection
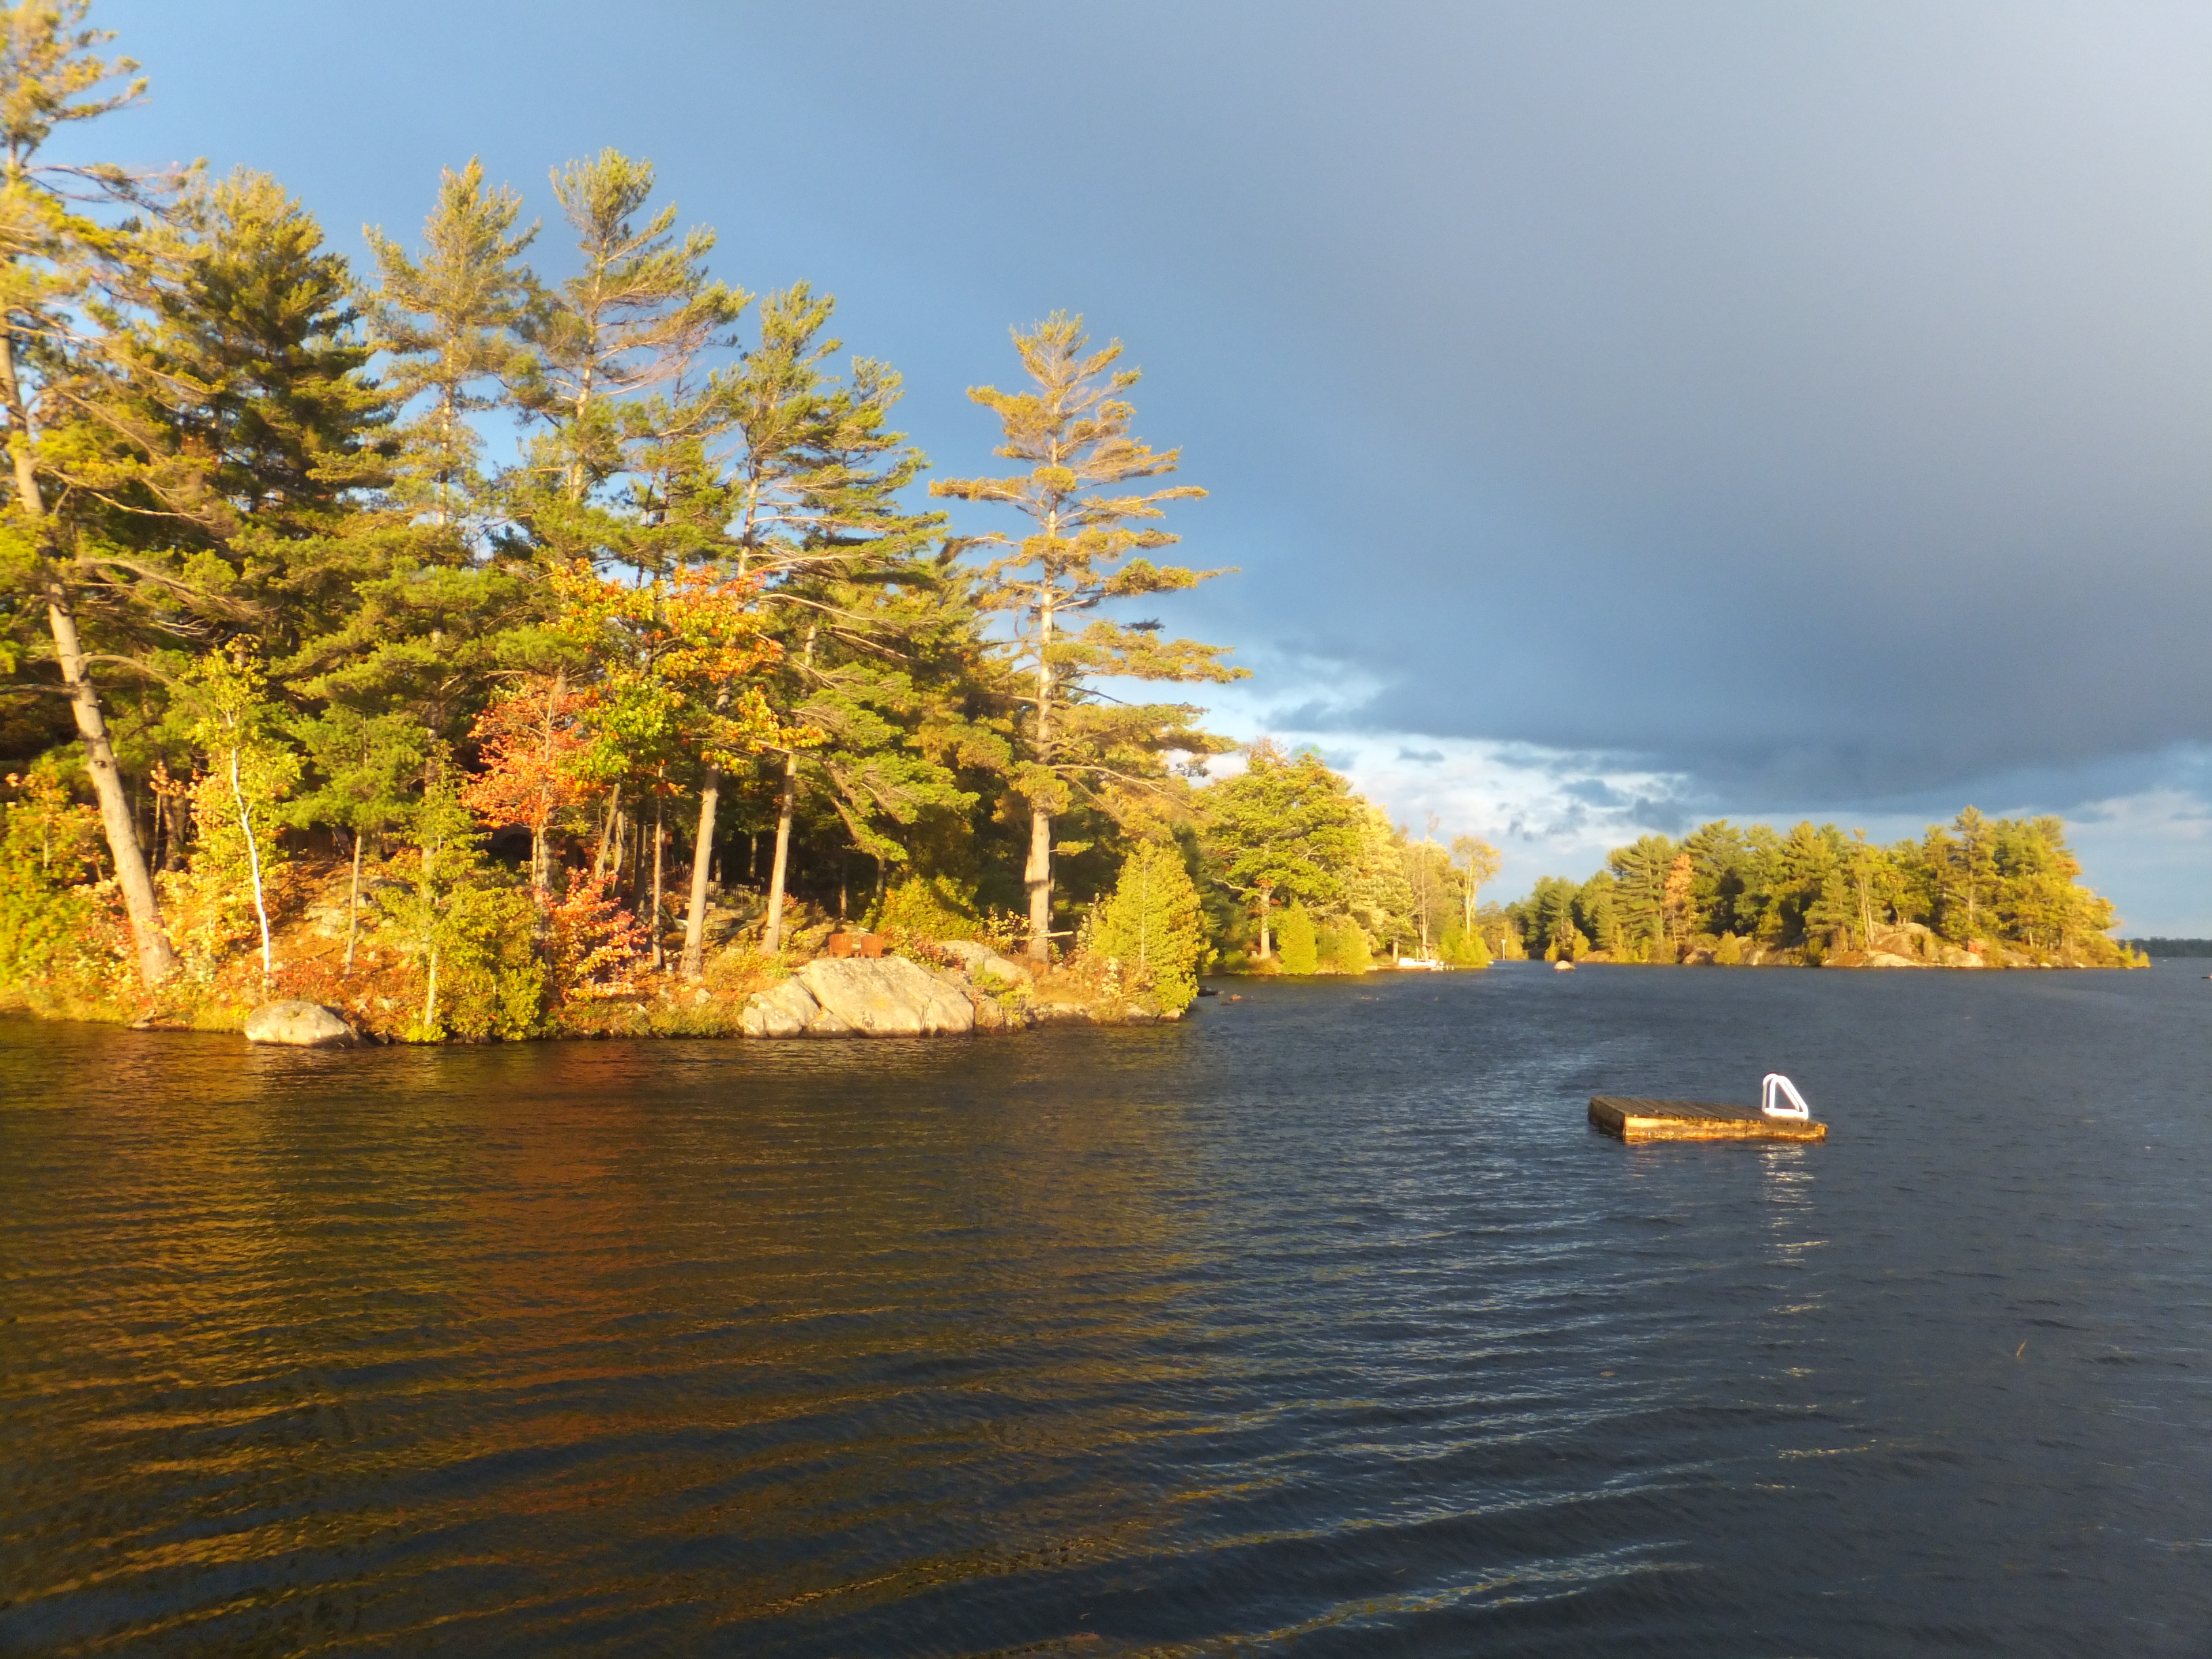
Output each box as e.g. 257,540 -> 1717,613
4,962 -> 2210,1654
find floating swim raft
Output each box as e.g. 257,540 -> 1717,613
1590,1075 -> 1828,1144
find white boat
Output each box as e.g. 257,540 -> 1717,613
1396,956 -> 1446,970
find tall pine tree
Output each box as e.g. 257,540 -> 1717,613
932,314 -> 1241,961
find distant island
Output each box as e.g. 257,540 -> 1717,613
1494,809 -> 2143,970
2125,938 -> 2212,958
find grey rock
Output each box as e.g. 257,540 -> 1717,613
1027,1001 -> 1095,1025
797,956 -> 975,1037
741,977 -> 823,1038
937,938 -> 1033,985
243,1000 -> 357,1048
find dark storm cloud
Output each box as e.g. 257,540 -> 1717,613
771,0 -> 2211,806
100,1 -> 2212,810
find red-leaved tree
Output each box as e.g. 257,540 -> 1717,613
460,675 -> 600,890
543,868 -> 648,1004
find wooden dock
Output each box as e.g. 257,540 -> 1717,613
1589,1095 -> 1828,1143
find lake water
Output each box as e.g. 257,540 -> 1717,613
4,962 -> 2211,1656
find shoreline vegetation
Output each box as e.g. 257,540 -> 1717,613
0,6 -> 2142,1046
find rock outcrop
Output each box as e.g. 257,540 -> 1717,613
937,939 -> 1033,985
800,957 -> 975,1036
741,956 -> 977,1038
243,1000 -> 358,1047
740,976 -> 829,1038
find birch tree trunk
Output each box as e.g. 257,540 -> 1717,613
1,327 -> 177,986
760,626 -> 817,955
226,741 -> 273,980
680,762 -> 720,981
1025,586 -> 1054,962
762,754 -> 799,954
649,792 -> 666,970
343,830 -> 365,975
679,682 -> 734,981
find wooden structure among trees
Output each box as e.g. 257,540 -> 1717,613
1588,1095 -> 1828,1143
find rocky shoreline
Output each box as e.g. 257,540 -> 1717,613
238,937 -> 1185,1048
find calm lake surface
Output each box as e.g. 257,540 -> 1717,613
4,962 -> 2211,1656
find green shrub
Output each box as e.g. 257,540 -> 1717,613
869,873 -> 981,940
1316,921 -> 1372,974
1277,904 -> 1319,974
1440,920 -> 1490,967
0,768 -> 100,991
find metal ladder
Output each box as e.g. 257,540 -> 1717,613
1761,1073 -> 1811,1120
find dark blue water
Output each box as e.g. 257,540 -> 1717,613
4,961 -> 2210,1655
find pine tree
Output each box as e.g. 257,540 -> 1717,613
291,706 -> 425,974
512,148 -> 745,518
932,313 -> 1242,961
364,157 -> 536,529
298,159 -> 540,739
720,285 -> 967,968
1091,838 -> 1204,1012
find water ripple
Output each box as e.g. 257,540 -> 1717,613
5,964 -> 2212,1654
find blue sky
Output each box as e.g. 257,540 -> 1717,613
88,1 -> 2212,930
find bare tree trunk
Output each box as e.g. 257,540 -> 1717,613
45,577 -> 178,986
680,762 -> 720,981
762,627 -> 818,956
1024,804 -> 1052,964
593,787 -> 621,879
530,671 -> 565,893
226,741 -> 274,981
1257,887 -> 1273,960
649,792 -> 666,970
1025,594 -> 1055,962
762,752 -> 798,953
680,680 -> 734,981
343,830 -> 365,975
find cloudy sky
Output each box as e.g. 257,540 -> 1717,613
94,1 -> 2212,928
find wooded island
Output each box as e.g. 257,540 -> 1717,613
0,5 -> 2138,1044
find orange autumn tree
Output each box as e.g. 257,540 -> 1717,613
548,558 -> 801,964
460,676 -> 599,891
543,865 -> 649,1002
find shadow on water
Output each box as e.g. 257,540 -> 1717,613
3,960 -> 2211,1654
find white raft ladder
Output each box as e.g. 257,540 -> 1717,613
1761,1073 -> 1811,1121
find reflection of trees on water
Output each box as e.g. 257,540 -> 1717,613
3,1024 -> 1216,1650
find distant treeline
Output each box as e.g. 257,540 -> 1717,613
2123,939 -> 2212,958
1503,809 -> 2132,968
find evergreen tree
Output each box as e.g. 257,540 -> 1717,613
291,705 -> 425,974
1091,838 -> 1205,1012
723,285 -> 963,966
932,313 -> 1242,960
364,157 -> 536,529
